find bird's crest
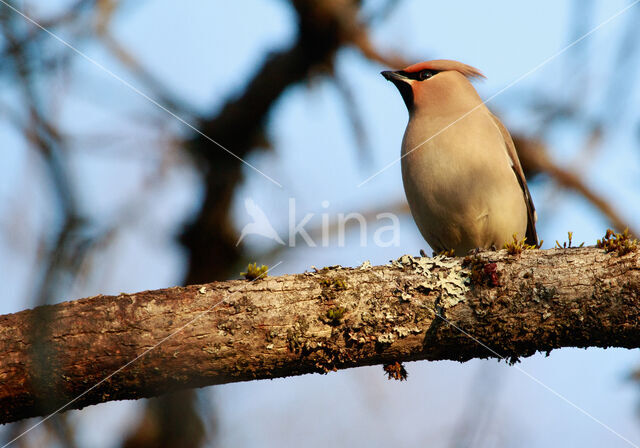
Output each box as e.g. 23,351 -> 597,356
403,60 -> 486,80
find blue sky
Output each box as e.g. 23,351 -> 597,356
1,0 -> 640,446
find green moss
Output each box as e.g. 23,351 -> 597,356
436,248 -> 455,257
333,279 -> 347,290
463,256 -> 484,285
319,277 -> 347,290
286,317 -> 309,352
503,234 -> 537,255
596,228 -> 638,256
241,262 -> 269,280
325,306 -> 346,325
555,231 -> 584,249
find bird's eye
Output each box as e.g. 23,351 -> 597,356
419,70 -> 433,81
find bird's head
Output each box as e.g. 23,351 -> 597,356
381,59 -> 485,114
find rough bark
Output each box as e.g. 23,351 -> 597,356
1,247 -> 639,424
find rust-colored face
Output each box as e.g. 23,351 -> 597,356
381,60 -> 485,112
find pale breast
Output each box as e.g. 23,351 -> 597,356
400,109 -> 527,254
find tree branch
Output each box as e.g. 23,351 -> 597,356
180,0 -> 392,284
1,247 -> 639,424
513,135 -> 639,237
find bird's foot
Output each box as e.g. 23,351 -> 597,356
467,246 -> 496,256
435,248 -> 455,257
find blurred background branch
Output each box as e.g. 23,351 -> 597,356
1,0 -> 640,446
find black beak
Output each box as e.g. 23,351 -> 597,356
381,70 -> 409,83
381,71 -> 413,111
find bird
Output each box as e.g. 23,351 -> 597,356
236,198 -> 285,246
381,59 -> 537,255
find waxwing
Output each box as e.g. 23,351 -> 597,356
382,60 -> 538,254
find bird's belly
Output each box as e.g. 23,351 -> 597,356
401,140 -> 527,254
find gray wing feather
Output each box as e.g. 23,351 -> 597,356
490,113 -> 538,247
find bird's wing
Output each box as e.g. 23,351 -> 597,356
490,113 -> 538,247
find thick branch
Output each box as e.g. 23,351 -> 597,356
1,247 -> 639,424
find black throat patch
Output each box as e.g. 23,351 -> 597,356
390,78 -> 414,111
